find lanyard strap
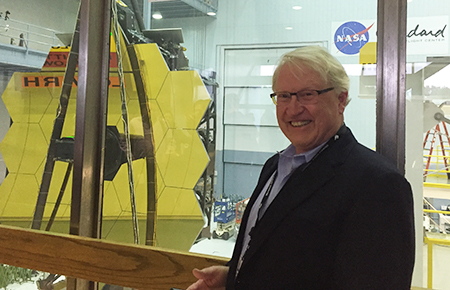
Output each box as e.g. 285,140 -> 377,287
256,170 -> 278,222
254,138 -> 332,224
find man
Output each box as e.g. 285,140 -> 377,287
187,46 -> 415,289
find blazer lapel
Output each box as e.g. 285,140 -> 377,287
241,157 -> 336,265
231,154 -> 279,262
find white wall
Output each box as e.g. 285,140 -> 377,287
0,0 -> 79,33
151,0 -> 450,150
151,0 -> 379,148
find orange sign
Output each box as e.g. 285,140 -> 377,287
22,76 -> 121,88
43,46 -> 118,69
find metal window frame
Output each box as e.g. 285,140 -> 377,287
376,0 -> 407,174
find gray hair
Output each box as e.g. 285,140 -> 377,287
272,46 -> 350,96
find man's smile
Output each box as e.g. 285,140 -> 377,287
290,120 -> 311,127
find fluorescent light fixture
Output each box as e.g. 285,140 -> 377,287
207,11 -> 216,16
152,12 -> 163,19
260,65 -> 275,76
292,6 -> 302,10
285,27 -> 293,30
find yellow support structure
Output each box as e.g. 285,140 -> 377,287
424,237 -> 450,289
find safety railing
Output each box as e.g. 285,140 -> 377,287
423,198 -> 450,234
423,144 -> 450,179
424,236 -> 450,290
0,18 -> 64,52
421,182 -> 450,289
423,193 -> 450,290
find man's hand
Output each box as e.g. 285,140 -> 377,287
186,265 -> 229,290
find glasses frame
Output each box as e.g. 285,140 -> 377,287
270,87 -> 334,105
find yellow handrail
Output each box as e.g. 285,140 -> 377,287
423,209 -> 450,215
423,182 -> 450,188
423,154 -> 450,158
424,237 -> 450,289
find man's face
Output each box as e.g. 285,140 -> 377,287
274,63 -> 348,154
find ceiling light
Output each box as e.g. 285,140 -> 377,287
207,11 -> 216,16
152,12 -> 163,19
285,27 -> 293,30
292,6 -> 302,10
260,65 -> 276,76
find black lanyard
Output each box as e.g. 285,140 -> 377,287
242,126 -> 345,274
256,170 -> 278,221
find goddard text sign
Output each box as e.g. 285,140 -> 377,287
407,16 -> 448,55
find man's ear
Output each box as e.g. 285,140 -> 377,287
338,91 -> 348,113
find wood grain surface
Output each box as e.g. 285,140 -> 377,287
0,225 -> 228,290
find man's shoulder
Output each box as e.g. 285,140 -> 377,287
348,142 -> 403,175
338,127 -> 401,173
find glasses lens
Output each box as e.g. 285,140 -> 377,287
276,92 -> 291,104
272,90 -> 322,105
297,90 -> 319,104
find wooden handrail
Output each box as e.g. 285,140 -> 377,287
0,225 -> 227,290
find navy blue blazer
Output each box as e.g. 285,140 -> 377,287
226,126 -> 415,290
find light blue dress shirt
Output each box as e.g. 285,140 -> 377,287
236,142 -> 327,274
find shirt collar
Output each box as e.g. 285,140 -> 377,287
278,142 -> 327,178
280,142 -> 327,162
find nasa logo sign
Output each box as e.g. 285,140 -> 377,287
334,21 -> 373,55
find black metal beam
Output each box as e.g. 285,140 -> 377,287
127,44 -> 157,246
70,0 -> 111,288
376,0 -> 407,174
31,10 -> 80,231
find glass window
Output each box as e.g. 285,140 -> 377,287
406,1 -> 450,289
2,0 -> 442,289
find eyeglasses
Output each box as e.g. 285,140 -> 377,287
270,87 -> 334,105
